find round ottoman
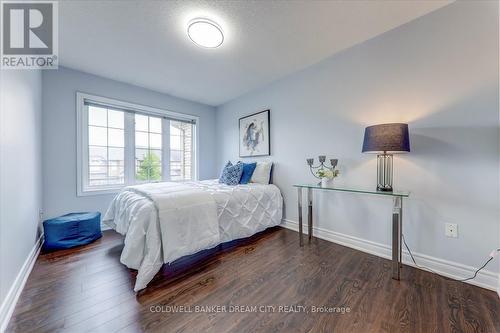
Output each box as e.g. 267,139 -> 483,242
43,212 -> 102,251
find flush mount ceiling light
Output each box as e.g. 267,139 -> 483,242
187,18 -> 224,48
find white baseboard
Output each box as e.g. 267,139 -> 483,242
0,234 -> 43,333
281,219 -> 499,292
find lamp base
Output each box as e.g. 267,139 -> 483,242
377,185 -> 393,192
377,154 -> 393,192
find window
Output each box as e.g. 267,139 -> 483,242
77,93 -> 198,195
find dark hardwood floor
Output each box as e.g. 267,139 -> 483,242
7,227 -> 499,333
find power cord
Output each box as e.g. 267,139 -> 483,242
401,234 -> 500,282
402,234 -> 440,275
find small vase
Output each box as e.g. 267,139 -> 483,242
321,178 -> 334,188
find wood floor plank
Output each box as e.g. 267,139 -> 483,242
6,227 -> 500,333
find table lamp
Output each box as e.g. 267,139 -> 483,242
362,123 -> 410,192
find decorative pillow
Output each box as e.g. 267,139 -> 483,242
239,162 -> 257,184
219,161 -> 232,183
219,161 -> 243,185
250,161 -> 273,184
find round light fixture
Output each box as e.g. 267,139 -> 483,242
187,18 -> 224,48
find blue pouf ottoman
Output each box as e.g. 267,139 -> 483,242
43,212 -> 102,251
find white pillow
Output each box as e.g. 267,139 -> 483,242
250,162 -> 273,184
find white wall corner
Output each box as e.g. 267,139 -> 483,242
0,235 -> 43,333
280,219 -> 499,292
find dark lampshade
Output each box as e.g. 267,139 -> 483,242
362,123 -> 410,153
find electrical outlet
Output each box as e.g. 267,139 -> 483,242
38,209 -> 44,222
445,223 -> 458,238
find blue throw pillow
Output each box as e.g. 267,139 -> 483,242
239,162 -> 257,184
219,161 -> 243,185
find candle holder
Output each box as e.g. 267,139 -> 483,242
306,156 -> 339,186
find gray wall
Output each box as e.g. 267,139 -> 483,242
0,71 -> 43,304
216,2 -> 499,272
42,67 -> 217,219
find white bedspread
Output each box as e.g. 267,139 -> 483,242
103,180 -> 282,291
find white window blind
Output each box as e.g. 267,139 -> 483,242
170,120 -> 194,181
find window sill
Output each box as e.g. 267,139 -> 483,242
77,187 -> 123,197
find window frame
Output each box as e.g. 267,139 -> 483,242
76,92 -> 199,196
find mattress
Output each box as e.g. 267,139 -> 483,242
103,179 -> 283,290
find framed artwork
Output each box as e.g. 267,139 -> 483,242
239,109 -> 270,157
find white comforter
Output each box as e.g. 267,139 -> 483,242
103,180 -> 283,291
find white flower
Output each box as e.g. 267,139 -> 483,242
317,168 -> 338,179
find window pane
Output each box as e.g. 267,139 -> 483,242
170,150 -> 181,162
149,117 -> 162,133
108,128 -> 124,147
170,162 -> 181,176
135,148 -> 149,161
89,179 -> 109,186
150,133 -> 162,149
170,124 -> 181,136
136,150 -> 161,181
89,165 -> 107,180
89,126 -> 107,146
150,149 -> 162,161
135,114 -> 148,131
170,135 -> 181,150
108,166 -> 124,185
108,109 -> 124,129
88,106 -> 107,126
135,115 -> 163,182
89,146 -> 107,165
170,168 -> 179,176
135,131 -> 148,149
108,147 -> 124,165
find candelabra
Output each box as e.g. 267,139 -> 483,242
306,156 -> 338,180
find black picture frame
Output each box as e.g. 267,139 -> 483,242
239,109 -> 270,157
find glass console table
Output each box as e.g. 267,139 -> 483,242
293,184 -> 410,280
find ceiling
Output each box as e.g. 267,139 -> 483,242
59,0 -> 452,106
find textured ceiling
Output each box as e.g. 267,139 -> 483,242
59,0 -> 452,106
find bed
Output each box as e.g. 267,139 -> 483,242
103,179 -> 283,291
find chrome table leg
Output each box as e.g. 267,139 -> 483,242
298,187 -> 303,246
308,187 -> 313,242
400,199 -> 403,268
392,196 -> 402,280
